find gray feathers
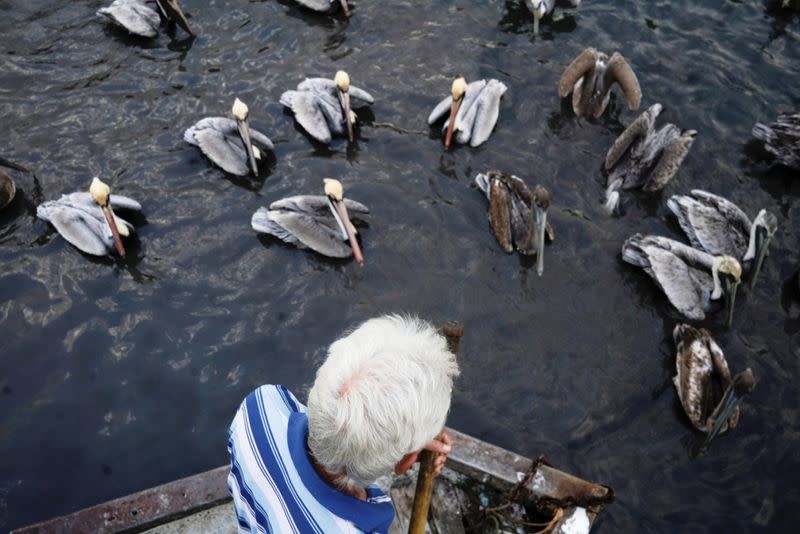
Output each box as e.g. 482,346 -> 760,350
752,112 -> 800,170
184,117 -> 273,176
604,104 -> 696,214
428,80 -> 507,147
98,0 -> 161,38
559,48 -> 641,118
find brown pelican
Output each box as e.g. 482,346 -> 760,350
184,99 -> 273,177
98,0 -> 193,38
280,71 -> 373,144
428,77 -> 507,149
673,324 -> 755,447
667,190 -> 778,289
604,103 -> 696,214
251,178 -> 366,265
622,234 -> 741,326
752,112 -> 800,171
524,0 -> 582,34
475,171 -> 553,275
37,178 -> 141,257
293,0 -> 350,16
558,48 -> 641,118
0,157 -> 29,210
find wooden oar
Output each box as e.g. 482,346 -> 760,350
407,321 -> 464,534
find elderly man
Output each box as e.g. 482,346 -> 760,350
227,315 -> 460,533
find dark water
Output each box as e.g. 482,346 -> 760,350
1,0 -> 799,531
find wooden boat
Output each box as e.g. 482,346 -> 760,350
13,426 -> 612,533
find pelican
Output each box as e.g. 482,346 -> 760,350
184,98 -> 273,177
292,0 -> 350,16
37,178 -> 141,257
524,0 -> 582,34
98,0 -> 193,38
752,112 -> 800,171
0,157 -> 29,211
428,77 -> 507,149
667,190 -> 778,289
251,178 -> 366,265
622,234 -> 742,326
604,103 -> 696,214
474,171 -> 553,275
673,324 -> 755,447
558,47 -> 641,118
280,71 -> 374,144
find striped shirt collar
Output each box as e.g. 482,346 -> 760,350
287,412 -> 395,534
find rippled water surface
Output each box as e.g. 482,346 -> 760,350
1,0 -> 799,531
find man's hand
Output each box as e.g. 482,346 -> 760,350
422,431 -> 452,475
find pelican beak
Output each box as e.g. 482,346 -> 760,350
338,89 -> 354,143
748,226 -> 771,289
533,9 -> 541,34
329,197 -> 364,265
164,0 -> 194,36
0,156 -> 29,173
236,118 -> 259,176
536,209 -> 547,276
703,388 -> 739,448
101,202 -> 126,258
721,273 -> 739,328
339,0 -> 350,16
444,95 -> 463,149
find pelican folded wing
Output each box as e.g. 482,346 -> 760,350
98,0 -> 161,38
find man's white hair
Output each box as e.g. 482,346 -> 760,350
307,314 -> 460,490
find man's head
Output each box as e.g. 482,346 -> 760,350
307,315 -> 460,490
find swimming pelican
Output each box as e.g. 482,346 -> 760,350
0,157 -> 29,211
474,171 -> 553,275
604,103 -> 696,214
280,71 -> 373,144
524,0 -> 582,34
292,0 -> 350,16
37,178 -> 141,257
184,98 -> 273,177
622,234 -> 741,326
667,190 -> 778,289
428,77 -> 508,148
673,323 -> 755,447
98,0 -> 193,38
558,47 -> 641,118
251,178 -> 366,265
752,112 -> 800,171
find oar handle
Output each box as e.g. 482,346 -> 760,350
407,321 -> 464,534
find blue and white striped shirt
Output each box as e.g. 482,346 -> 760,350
227,385 -> 395,534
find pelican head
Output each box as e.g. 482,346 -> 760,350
533,185 -> 550,276
744,209 -> 778,289
90,177 -> 126,257
526,0 -> 546,34
704,368 -> 755,449
712,256 -> 742,328
156,0 -> 194,36
232,98 -> 259,176
323,178 -> 364,265
335,71 -> 356,143
444,77 -> 468,149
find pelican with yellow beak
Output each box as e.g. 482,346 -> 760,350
281,71 -> 374,144
98,0 -> 193,38
252,179 -> 367,265
184,98 -> 274,177
36,178 -> 142,257
428,77 -> 507,148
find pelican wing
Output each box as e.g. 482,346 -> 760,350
558,47 -> 598,98
667,193 -> 748,258
689,190 -> 752,237
674,328 -> 716,431
297,78 -> 374,107
266,210 -> 354,258
192,126 -> 250,176
428,95 -> 453,125
467,80 -> 507,147
251,207 -> 299,243
97,0 -> 161,38
603,52 -> 641,113
488,178 -> 514,253
38,202 -> 112,256
282,90 -> 333,144
605,103 -> 661,171
451,81 -> 489,144
293,0 -> 335,12
269,195 -> 369,215
63,192 -> 142,212
643,130 -> 696,192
